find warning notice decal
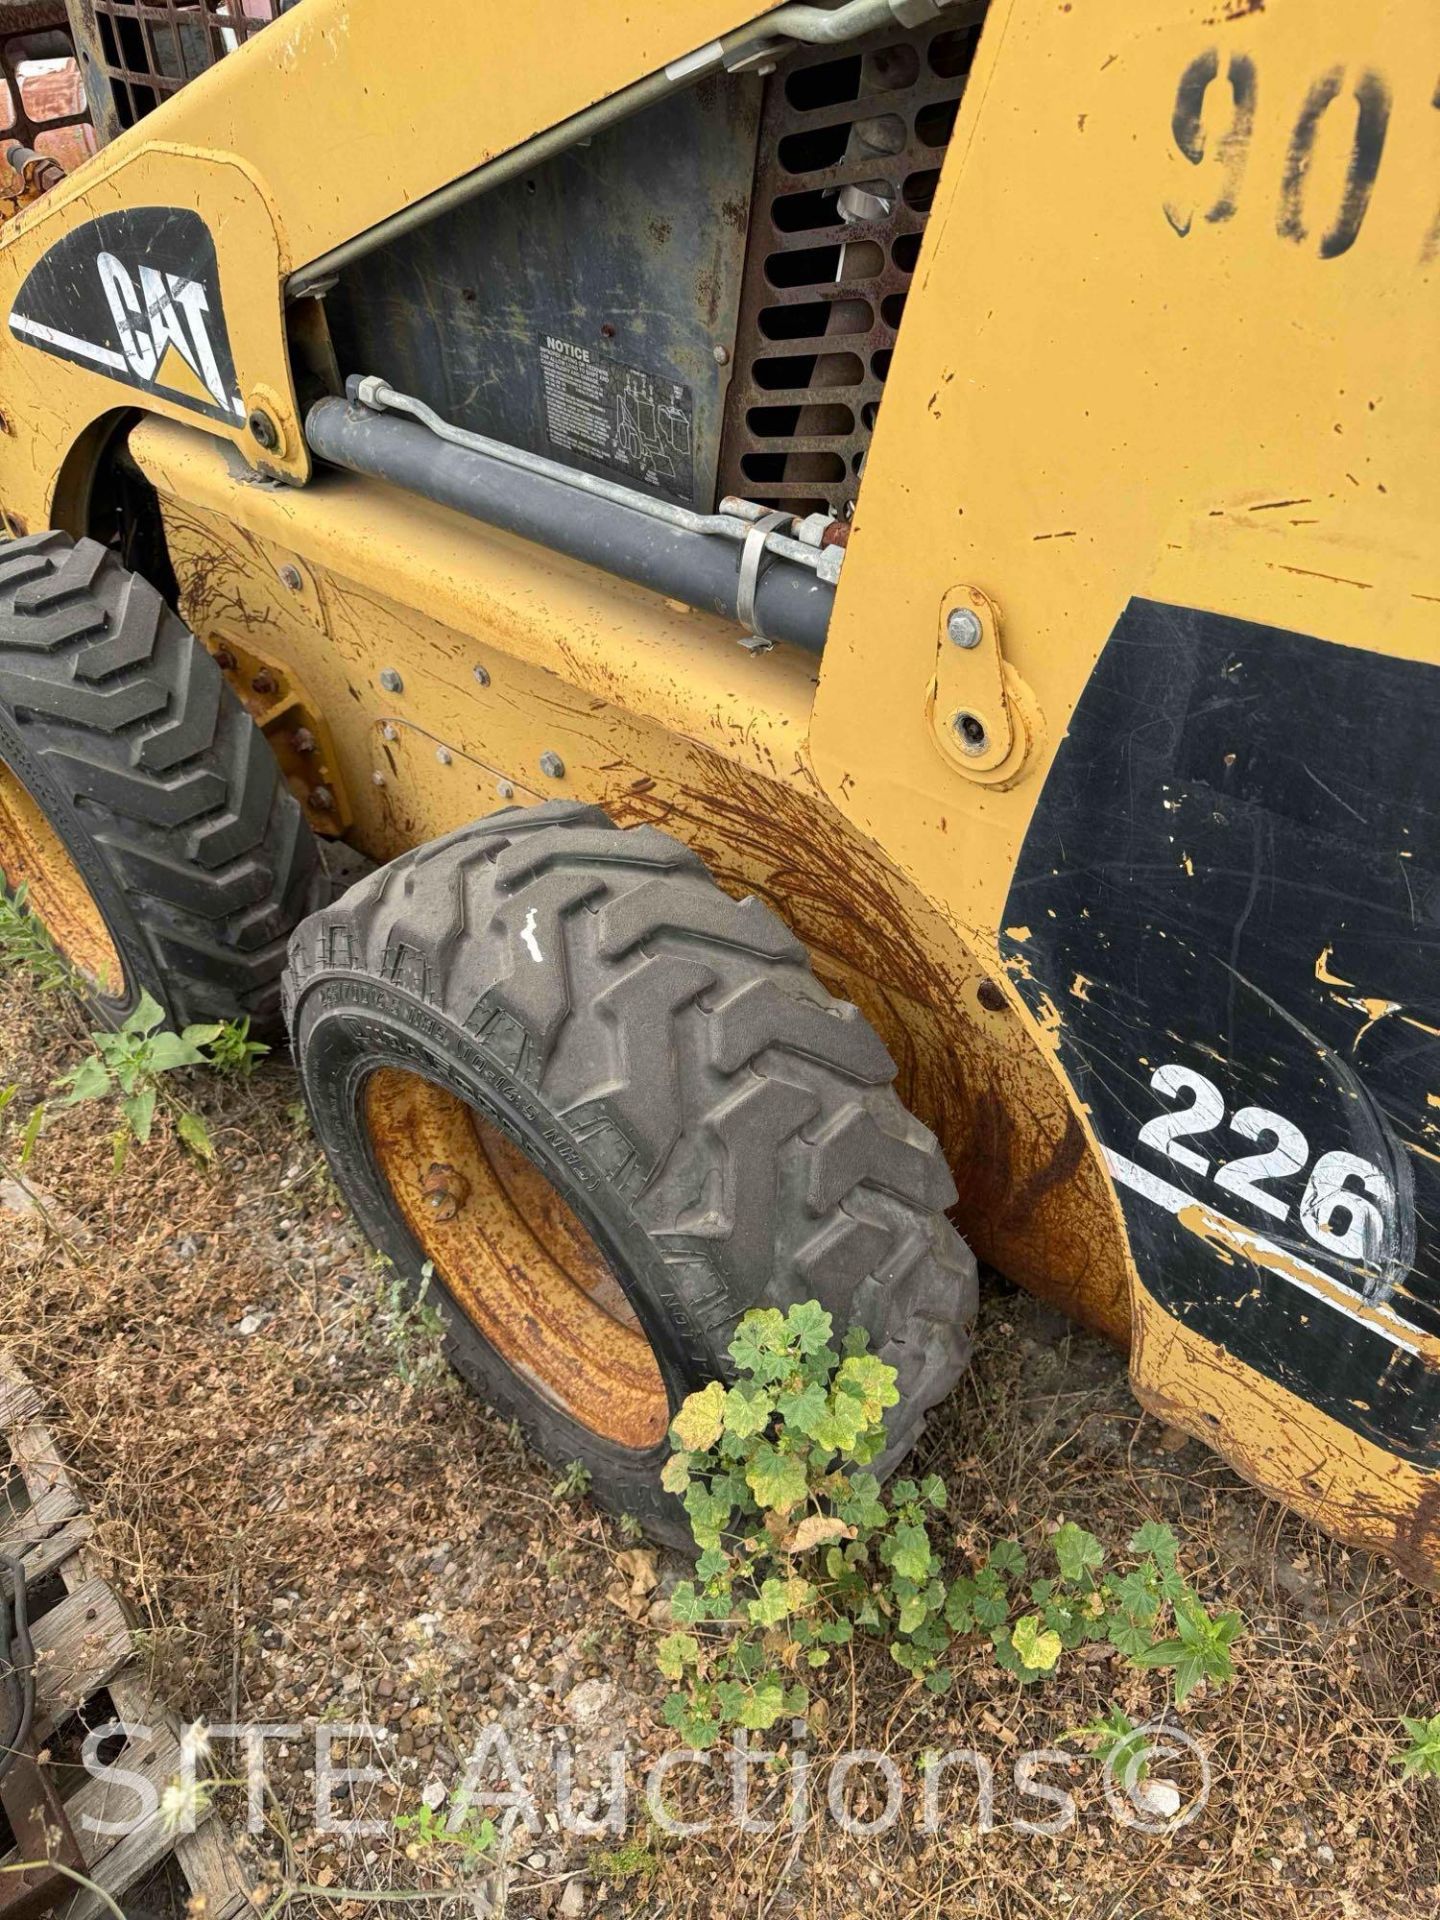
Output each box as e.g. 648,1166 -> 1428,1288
539,335 -> 694,499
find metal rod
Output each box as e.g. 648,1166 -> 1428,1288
286,0 -> 959,297
305,396 -> 834,653
348,377 -> 840,580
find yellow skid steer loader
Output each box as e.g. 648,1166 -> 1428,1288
1,0 -> 1437,1574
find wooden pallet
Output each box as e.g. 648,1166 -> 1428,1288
0,1358 -> 255,1920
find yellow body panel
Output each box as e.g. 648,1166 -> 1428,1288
2,0 -> 1438,1576
132,416 -> 1130,1343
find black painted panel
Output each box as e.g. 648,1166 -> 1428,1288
1002,598 -> 1440,1462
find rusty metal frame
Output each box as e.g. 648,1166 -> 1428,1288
0,3 -> 91,154
79,0 -> 280,129
0,1755 -> 86,1919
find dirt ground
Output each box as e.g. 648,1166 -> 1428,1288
1,970 -> 1437,1919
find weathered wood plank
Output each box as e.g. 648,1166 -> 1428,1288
175,1818 -> 257,1920
0,1355 -> 254,1915
0,1367 -> 42,1433
30,1577 -> 133,1742
1,1479 -> 84,1555
0,1727 -> 181,1920
18,1512 -> 91,1586
6,1416 -> 76,1507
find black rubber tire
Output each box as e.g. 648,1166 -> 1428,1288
0,531 -> 326,1033
283,800 -> 976,1541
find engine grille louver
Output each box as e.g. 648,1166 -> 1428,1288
717,9 -> 983,521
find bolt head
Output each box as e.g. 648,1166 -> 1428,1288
279,564 -> 303,592
372,770 -> 387,787
473,663 -> 491,688
308,786 -> 335,812
247,407 -> 280,452
712,344 -> 731,367
538,751 -> 565,781
952,710 -> 988,757
947,607 -> 983,649
497,780 -> 515,800
436,746 -> 453,767
379,668 -> 403,694
381,723 -> 398,742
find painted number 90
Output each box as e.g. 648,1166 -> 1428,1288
1136,1062 -> 1394,1264
1163,49 -> 1428,262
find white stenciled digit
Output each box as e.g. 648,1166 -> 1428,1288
1213,1107 -> 1309,1222
1299,1150 -> 1394,1264
1135,1063 -> 1225,1176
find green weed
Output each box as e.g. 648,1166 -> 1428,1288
657,1302 -> 1244,1747
0,884 -> 76,995
1397,1712 -> 1440,1781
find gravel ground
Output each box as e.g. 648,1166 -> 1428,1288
1,969 -> 1437,1919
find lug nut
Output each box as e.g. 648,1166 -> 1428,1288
538,751 -> 565,780
292,727 -> 316,754
251,669 -> 278,695
214,646 -> 236,671
308,786 -> 335,812
947,607 -> 983,649
379,668 -> 403,694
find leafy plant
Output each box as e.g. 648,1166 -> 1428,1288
53,990 -> 220,1166
553,1460 -> 593,1502
1396,1713 -> 1440,1781
656,1302 -> 1245,1747
951,1516 -> 1242,1701
1065,1705 -> 1155,1783
203,1015 -> 269,1079
596,1841 -> 659,1884
394,1801 -> 496,1863
0,1081 -> 45,1175
377,1260 -> 448,1387
657,1302 -> 953,1746
0,884 -> 76,995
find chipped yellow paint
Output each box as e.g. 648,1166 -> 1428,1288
1070,973 -> 1091,1002
1176,1202 -> 1439,1370
1132,1306 -> 1440,1591
1315,945 -> 1353,988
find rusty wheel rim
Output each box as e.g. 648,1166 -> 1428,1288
0,757 -> 124,993
365,1067 -> 670,1450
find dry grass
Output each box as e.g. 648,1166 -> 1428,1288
1,970 -> 1437,1919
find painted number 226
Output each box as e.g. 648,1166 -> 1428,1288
1136,1063 -> 1394,1264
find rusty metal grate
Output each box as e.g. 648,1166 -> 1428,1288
717,5 -> 987,521
86,0 -> 284,128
